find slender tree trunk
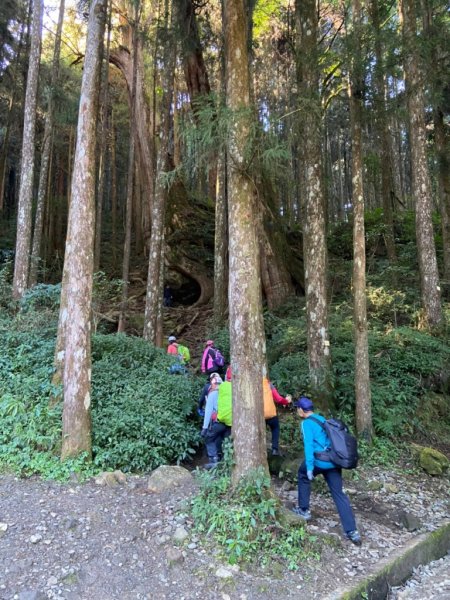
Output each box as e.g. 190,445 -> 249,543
118,4 -> 139,333
370,0 -> 397,262
94,0 -> 112,273
224,0 -> 268,483
143,10 -> 176,344
400,0 -> 442,328
213,149 -> 228,328
12,0 -> 43,299
434,110 -> 450,286
60,0 -> 107,459
110,112 -> 118,265
29,0 -> 65,287
349,0 -> 373,441
295,0 -> 332,409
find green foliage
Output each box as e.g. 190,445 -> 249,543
189,447 -> 317,569
0,309 -> 202,478
19,283 -> 61,312
91,334 -> 201,471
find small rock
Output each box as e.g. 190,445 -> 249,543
385,483 -> 399,494
215,566 -> 234,579
46,576 -> 58,587
166,547 -> 184,566
29,534 -> 42,544
147,465 -> 194,493
399,510 -> 422,532
18,591 -> 47,600
366,480 -> 383,491
94,472 -> 119,487
173,526 -> 189,544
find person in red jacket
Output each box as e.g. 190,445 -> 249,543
263,376 -> 292,456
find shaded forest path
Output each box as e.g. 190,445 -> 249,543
0,466 -> 448,600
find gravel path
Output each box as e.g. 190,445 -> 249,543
0,467 -> 448,600
388,553 -> 450,599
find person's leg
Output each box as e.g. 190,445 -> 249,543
215,423 -> 229,458
265,416 -> 280,452
323,468 -> 357,533
205,424 -> 220,461
297,461 -> 312,510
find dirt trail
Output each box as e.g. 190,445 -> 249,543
0,466 -> 448,600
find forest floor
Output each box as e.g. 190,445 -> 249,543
0,462 -> 449,600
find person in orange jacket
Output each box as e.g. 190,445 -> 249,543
263,376 -> 292,456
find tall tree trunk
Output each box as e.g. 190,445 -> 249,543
370,0 -> 397,262
118,4 -> 139,333
213,149 -> 228,328
295,0 -> 332,409
110,112 -> 118,265
12,0 -> 43,299
60,0 -> 107,459
29,0 -> 65,287
400,0 -> 442,328
143,10 -> 176,344
350,0 -> 373,441
224,0 -> 268,483
434,110 -> 450,287
94,0 -> 112,273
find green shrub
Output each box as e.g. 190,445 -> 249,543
189,446 -> 317,569
0,317 -> 202,478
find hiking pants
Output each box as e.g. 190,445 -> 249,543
205,421 -> 231,459
297,461 -> 357,534
265,416 -> 280,451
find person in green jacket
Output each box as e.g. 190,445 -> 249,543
201,369 -> 232,468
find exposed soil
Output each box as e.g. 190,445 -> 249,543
0,463 -> 448,600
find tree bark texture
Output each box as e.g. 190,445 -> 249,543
12,0 -> 43,299
143,14 -> 176,343
29,0 -> 65,287
118,12 -> 138,334
295,0 -> 332,407
94,1 -> 112,273
400,0 -> 442,328
60,0 -> 107,459
109,39 -> 154,245
224,0 -> 268,483
213,150 -> 228,328
350,0 -> 373,441
370,0 -> 397,263
434,110 -> 450,287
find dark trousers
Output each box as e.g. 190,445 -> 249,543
265,416 -> 280,451
297,461 -> 357,534
205,422 -> 231,459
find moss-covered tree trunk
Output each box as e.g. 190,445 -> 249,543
350,0 -> 373,441
214,150 -> 228,328
224,0 -> 268,483
60,0 -> 107,459
400,0 -> 442,329
12,0 -> 43,299
295,0 -> 332,409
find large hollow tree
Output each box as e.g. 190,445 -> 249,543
59,0 -> 107,459
224,0 -> 268,483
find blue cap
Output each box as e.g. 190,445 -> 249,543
294,396 -> 314,411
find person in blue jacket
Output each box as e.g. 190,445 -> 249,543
293,396 -> 362,546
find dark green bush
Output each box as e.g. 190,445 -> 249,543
0,315 -> 202,478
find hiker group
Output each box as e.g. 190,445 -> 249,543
166,335 -> 362,546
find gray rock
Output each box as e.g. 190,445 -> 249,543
166,547 -> 184,566
29,534 -> 42,544
215,566 -> 234,579
173,526 -> 189,544
147,465 -> 194,493
399,510 -> 422,532
18,591 -> 46,600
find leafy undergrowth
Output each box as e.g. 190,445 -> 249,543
0,299 -> 202,480
189,445 -> 319,570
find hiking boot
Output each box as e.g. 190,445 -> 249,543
204,457 -> 219,470
292,507 -> 312,521
346,530 -> 362,546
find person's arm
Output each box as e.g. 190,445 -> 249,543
301,419 -> 315,472
203,392 -> 215,429
270,384 -> 291,406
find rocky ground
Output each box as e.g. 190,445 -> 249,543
388,552 -> 450,599
0,464 -> 448,600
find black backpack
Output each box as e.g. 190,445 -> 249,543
310,416 -> 359,469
